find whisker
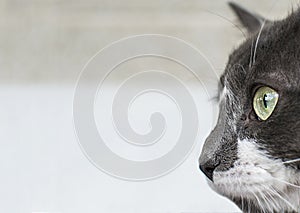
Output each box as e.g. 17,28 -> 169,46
264,191 -> 278,211
237,177 -> 245,212
271,176 -> 300,189
269,185 -> 298,211
257,157 -> 300,167
254,186 -> 271,212
260,184 -> 282,210
282,158 -> 300,165
241,195 -> 244,212
253,193 -> 266,213
249,38 -> 254,68
251,189 -> 266,213
203,9 -> 247,39
247,195 -> 250,213
252,0 -> 279,66
252,20 -> 266,65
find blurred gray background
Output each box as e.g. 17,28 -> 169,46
0,0 -> 298,212
1,0 -> 297,83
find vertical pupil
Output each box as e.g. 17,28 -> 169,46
263,94 -> 268,108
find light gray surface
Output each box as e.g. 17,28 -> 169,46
0,0 -> 298,212
0,0 -> 297,83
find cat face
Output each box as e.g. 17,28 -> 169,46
199,3 -> 300,212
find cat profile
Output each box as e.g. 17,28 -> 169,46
199,2 -> 300,212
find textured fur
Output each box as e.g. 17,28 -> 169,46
199,3 -> 300,212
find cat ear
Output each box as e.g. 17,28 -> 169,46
228,2 -> 266,33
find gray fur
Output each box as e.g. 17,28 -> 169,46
199,3 -> 300,212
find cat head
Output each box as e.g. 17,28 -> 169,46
199,2 -> 300,212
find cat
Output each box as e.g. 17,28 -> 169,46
199,2 -> 300,213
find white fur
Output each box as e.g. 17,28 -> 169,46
210,84 -> 300,211
211,138 -> 300,212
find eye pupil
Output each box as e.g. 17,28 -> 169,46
263,94 -> 268,108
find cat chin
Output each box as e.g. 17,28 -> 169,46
208,138 -> 300,212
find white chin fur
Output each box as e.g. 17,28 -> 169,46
211,138 -> 300,212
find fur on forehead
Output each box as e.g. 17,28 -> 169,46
223,8 -> 300,91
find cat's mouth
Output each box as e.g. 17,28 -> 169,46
206,139 -> 299,212
211,163 -> 284,198
209,164 -> 298,212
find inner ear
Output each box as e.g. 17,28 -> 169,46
228,2 -> 266,34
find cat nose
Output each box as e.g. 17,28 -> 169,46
199,159 -> 219,182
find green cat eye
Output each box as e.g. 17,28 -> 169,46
253,86 -> 279,121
